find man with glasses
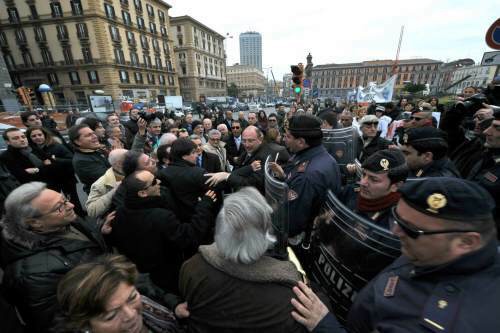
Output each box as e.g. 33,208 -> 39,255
109,170 -> 218,293
203,129 -> 230,172
407,109 -> 434,128
225,120 -> 244,165
290,177 -> 500,333
400,127 -> 460,178
355,115 -> 391,163
0,182 -> 109,332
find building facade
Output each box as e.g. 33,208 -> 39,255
449,64 -> 496,95
433,58 -> 475,94
239,31 -> 261,71
0,0 -> 179,108
312,58 -> 442,99
282,73 -> 292,98
170,15 -> 226,103
226,64 -> 265,100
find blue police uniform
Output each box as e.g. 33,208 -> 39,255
285,144 -> 341,237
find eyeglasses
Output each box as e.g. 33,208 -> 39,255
390,207 -> 477,239
231,126 -> 240,129
32,193 -> 71,218
143,177 -> 159,190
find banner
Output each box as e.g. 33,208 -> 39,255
356,75 -> 396,103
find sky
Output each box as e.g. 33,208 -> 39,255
168,0 -> 499,81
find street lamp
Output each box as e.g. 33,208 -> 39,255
224,33 -> 233,98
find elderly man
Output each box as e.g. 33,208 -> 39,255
291,177 -> 500,333
355,115 -> 391,163
340,110 -> 354,128
85,148 -> 128,218
109,170 -> 218,293
217,123 -> 230,141
204,129 -> 229,171
205,125 -> 272,193
238,111 -> 249,128
223,110 -> 233,129
70,124 -> 111,193
179,187 -> 306,333
131,117 -> 162,154
0,182 -> 109,332
202,118 -> 213,142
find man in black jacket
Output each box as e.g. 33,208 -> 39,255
225,120 -> 244,165
109,170 -> 217,293
0,182 -> 109,332
190,134 -> 222,172
70,124 -> 111,193
123,107 -> 140,147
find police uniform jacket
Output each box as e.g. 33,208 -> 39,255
285,145 -> 341,237
409,157 -> 460,178
313,240 -> 500,333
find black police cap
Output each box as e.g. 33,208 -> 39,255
401,127 -> 447,146
398,177 -> 495,222
362,148 -> 407,173
288,115 -> 323,139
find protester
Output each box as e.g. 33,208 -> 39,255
355,115 -> 391,163
132,117 -> 162,154
179,187 -> 306,333
318,111 -> 339,129
264,127 -> 290,164
106,125 -> 125,150
203,129 -> 230,171
123,107 -> 140,147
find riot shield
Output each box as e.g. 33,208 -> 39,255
307,190 -> 400,323
264,156 -> 289,260
322,127 -> 358,167
354,158 -> 363,180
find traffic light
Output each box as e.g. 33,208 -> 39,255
291,63 -> 304,101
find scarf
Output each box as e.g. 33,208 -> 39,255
19,147 -> 45,167
356,191 -> 401,212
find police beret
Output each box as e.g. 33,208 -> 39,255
401,127 -> 447,146
288,115 -> 322,139
362,149 -> 407,174
399,177 -> 495,221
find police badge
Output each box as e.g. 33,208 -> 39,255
426,193 -> 447,214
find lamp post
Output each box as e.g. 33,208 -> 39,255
224,33 -> 233,98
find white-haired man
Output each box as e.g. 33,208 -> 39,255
203,129 -> 230,171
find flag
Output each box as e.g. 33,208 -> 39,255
356,75 -> 397,103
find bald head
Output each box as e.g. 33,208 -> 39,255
242,125 -> 263,154
108,148 -> 128,172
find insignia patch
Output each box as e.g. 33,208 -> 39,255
426,193 -> 447,213
438,300 -> 448,309
380,158 -> 390,171
383,276 -> 399,297
416,169 -> 423,177
297,161 -> 309,173
484,172 -> 498,183
288,189 -> 298,201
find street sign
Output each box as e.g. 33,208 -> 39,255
481,51 -> 500,66
485,18 -> 500,50
303,79 -> 311,88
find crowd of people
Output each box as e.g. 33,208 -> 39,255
0,77 -> 499,332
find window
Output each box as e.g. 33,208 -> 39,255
140,35 -> 149,49
76,23 -> 89,39
69,71 -> 81,85
130,51 -> 139,65
155,56 -> 162,69
15,29 -> 27,44
152,39 -> 159,52
149,22 -> 156,34
160,26 -> 167,37
143,54 -> 151,68
119,70 -> 130,83
40,47 -> 54,66
87,71 -> 99,83
137,17 -> 145,30
178,37 -> 183,46
114,48 -> 125,64
4,53 -> 15,70
29,5 -> 39,19
177,26 -> 181,32
134,0 -> 142,12
104,3 -> 115,19
0,32 -> 7,47
163,41 -> 169,53
109,26 -> 121,42
127,31 -> 136,46
8,7 -> 20,23
57,25 -> 69,40
34,26 -> 46,42
62,46 -> 74,64
147,73 -> 155,84
168,75 -> 175,86
82,47 -> 93,63
48,73 -> 59,85
122,11 -> 131,25
134,72 -> 143,83
181,64 -> 186,75
22,51 -> 34,67
120,0 -> 129,4
158,10 -> 165,23
159,74 -> 165,84
71,0 -> 83,15
50,2 -> 63,17
146,4 -> 154,16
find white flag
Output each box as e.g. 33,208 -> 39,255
356,75 -> 396,103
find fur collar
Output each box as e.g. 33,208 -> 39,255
199,243 -> 301,286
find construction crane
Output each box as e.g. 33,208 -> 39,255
262,67 -> 278,99
392,26 -> 405,75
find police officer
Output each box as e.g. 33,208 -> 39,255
340,149 -> 408,228
399,127 -> 460,178
270,115 -> 341,239
290,177 -> 500,333
468,109 -> 500,235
